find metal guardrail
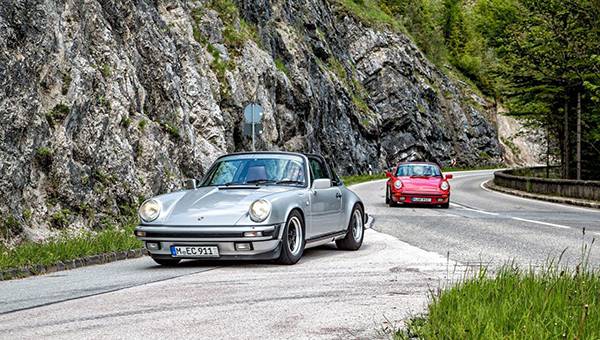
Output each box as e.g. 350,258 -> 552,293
493,167 -> 600,202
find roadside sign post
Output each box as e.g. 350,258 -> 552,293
243,103 -> 264,151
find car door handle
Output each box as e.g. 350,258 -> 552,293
336,193 -> 342,199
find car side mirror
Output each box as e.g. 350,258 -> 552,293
312,178 -> 331,190
445,174 -> 453,180
184,178 -> 197,190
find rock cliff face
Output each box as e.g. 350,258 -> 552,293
0,0 -> 502,242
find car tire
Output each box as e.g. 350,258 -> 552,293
336,204 -> 365,251
441,201 -> 450,209
385,187 -> 398,208
385,186 -> 391,204
151,257 -> 181,266
277,210 -> 305,265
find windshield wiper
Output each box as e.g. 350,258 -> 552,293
219,181 -> 243,187
245,179 -> 277,186
276,180 -> 305,186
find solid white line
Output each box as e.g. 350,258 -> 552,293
479,180 -> 600,214
452,202 -> 574,230
510,217 -> 572,230
450,203 -> 499,216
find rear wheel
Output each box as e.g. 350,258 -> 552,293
151,257 -> 181,266
277,210 -> 305,265
336,205 -> 364,251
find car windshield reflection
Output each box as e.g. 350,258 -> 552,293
201,155 -> 307,187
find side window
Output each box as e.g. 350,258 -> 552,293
326,161 -> 342,186
309,158 -> 329,182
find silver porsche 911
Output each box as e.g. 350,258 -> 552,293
134,152 -> 366,265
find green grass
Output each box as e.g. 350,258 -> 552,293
341,173 -> 386,186
397,262 -> 600,339
334,0 -> 402,31
0,224 -> 141,271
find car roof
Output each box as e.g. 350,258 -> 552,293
216,151 -> 306,159
396,162 -> 440,167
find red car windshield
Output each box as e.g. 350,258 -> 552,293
396,164 -> 441,177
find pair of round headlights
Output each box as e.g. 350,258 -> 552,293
138,199 -> 272,223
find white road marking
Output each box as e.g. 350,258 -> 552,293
450,203 -> 499,216
510,217 -> 572,230
451,202 -> 574,230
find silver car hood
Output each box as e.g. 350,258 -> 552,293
161,186 -> 292,226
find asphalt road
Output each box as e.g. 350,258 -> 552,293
0,226 -> 452,338
1,171 -> 598,338
356,170 -> 600,268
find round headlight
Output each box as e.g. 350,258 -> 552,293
440,181 -> 450,191
249,199 -> 271,222
139,199 -> 161,222
393,179 -> 403,189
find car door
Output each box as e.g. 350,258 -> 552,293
308,157 -> 343,238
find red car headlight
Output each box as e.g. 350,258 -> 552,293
393,179 -> 403,189
440,181 -> 449,191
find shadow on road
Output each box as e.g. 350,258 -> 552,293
141,243 -> 370,269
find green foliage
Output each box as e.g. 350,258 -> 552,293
0,224 -> 142,271
373,0 -> 600,178
34,147 -> 53,171
100,64 -> 112,78
46,103 -> 70,125
335,0 -> 402,31
50,209 -> 71,229
501,136 -> 521,157
397,263 -> 600,339
61,72 -> 72,95
22,209 -> 32,222
326,57 -> 373,116
341,173 -> 386,186
274,58 -> 289,76
138,119 -> 148,131
209,0 -> 259,50
0,216 -> 22,240
120,116 -> 132,128
162,122 -> 181,140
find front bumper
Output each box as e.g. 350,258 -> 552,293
134,224 -> 284,260
392,192 -> 449,204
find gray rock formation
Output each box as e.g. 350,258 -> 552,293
0,0 -> 502,243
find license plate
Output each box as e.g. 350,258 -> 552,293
170,246 -> 219,257
412,197 -> 432,203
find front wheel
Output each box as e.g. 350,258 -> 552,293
336,205 -> 364,251
277,210 -> 305,265
440,201 -> 450,209
151,257 -> 181,266
385,186 -> 391,204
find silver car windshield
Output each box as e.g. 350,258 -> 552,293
202,155 -> 307,187
396,164 -> 441,177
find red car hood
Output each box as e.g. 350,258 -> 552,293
398,176 -> 443,193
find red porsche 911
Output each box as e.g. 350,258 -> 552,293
385,162 -> 453,208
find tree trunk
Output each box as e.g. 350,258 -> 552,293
564,100 -> 569,179
577,91 -> 582,180
546,124 -> 550,178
